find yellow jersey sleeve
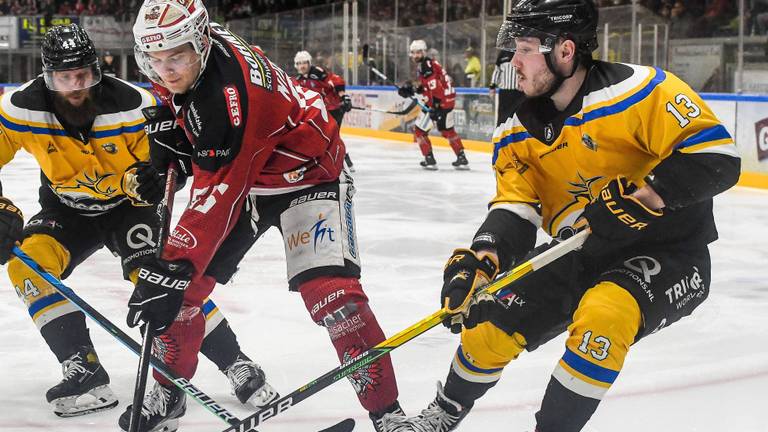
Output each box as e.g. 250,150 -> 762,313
635,70 -> 736,160
0,110 -> 22,169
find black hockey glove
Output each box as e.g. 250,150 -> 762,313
121,161 -> 163,205
441,248 -> 499,333
581,176 -> 663,257
0,196 -> 23,265
127,259 -> 193,334
142,106 -> 193,177
341,94 -> 353,113
397,82 -> 415,99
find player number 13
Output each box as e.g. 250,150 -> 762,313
578,330 -> 611,361
666,93 -> 701,128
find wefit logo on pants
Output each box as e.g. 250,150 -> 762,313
287,213 -> 336,252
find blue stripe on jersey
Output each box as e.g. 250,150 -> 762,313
493,131 -> 532,164
0,114 -> 69,135
90,123 -> 144,138
565,67 -> 666,127
675,124 -> 732,150
0,114 -> 143,138
27,292 -> 67,318
561,348 -> 619,384
492,67 -> 666,165
456,346 -> 504,375
202,299 -> 217,315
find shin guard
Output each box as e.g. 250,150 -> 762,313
414,127 -> 433,156
300,276 -> 399,413
151,275 -> 216,385
441,128 -> 465,155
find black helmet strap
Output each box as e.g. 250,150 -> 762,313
540,37 -> 581,100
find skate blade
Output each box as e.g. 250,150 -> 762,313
52,384 -> 118,417
149,418 -> 179,432
453,165 -> 470,171
421,165 -> 438,171
244,383 -> 280,408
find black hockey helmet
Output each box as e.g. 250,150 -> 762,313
42,24 -> 99,71
41,24 -> 102,91
497,0 -> 599,55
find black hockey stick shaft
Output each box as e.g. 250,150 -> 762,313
128,165 -> 177,432
129,325 -> 154,432
221,230 -> 589,432
361,43 -> 430,112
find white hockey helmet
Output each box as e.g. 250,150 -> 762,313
132,0 -> 211,85
409,39 -> 427,53
294,50 -> 312,67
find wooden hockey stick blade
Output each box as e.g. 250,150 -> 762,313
319,418 -> 355,432
220,230 -> 588,432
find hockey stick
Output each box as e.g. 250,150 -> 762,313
221,230 -> 590,432
11,247 -> 354,432
361,43 -> 431,112
350,98 -> 418,116
10,182 -> 354,432
128,165 -> 177,432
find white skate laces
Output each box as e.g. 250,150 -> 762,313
61,354 -> 90,381
142,382 -> 172,418
225,358 -> 279,407
386,382 -> 465,432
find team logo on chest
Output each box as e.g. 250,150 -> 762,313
544,123 -> 555,142
102,143 -> 118,154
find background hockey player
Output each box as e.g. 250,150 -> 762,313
0,24 -> 276,418
294,50 -> 355,170
386,0 -> 740,431
129,1 -> 403,431
397,40 -> 468,170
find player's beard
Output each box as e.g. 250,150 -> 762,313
518,67 -> 557,98
52,88 -> 98,128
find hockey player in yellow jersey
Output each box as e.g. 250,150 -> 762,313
0,24 -> 278,417
381,1 -> 741,431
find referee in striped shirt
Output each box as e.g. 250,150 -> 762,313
489,49 -> 525,126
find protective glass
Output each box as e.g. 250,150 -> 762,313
496,20 -> 558,54
43,62 -> 102,92
135,45 -> 201,83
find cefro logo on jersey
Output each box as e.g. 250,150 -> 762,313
210,23 -> 272,89
287,213 -> 336,252
223,85 -> 242,127
755,116 -> 768,161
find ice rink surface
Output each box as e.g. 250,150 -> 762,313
0,134 -> 767,432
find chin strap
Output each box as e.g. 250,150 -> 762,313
540,50 -> 581,99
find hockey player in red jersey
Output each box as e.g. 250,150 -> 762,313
126,1 -> 402,431
397,40 -> 468,170
294,50 -> 355,171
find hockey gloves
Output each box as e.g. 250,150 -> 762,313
581,176 -> 663,257
127,259 -> 193,333
121,161 -> 163,206
0,197 -> 23,265
341,94 -> 353,113
441,248 -> 499,333
142,106 -> 193,177
397,82 -> 415,99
